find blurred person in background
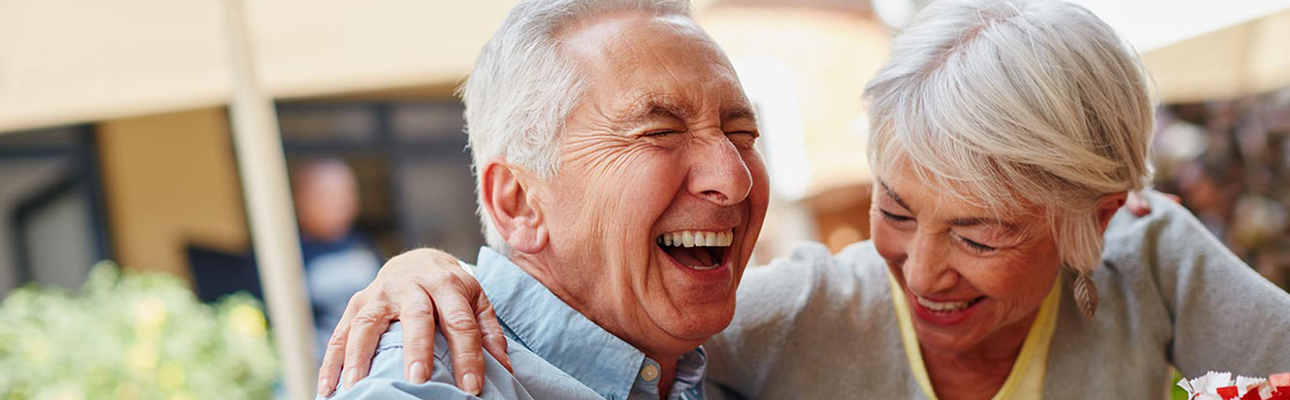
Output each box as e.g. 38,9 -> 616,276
292,157 -> 382,362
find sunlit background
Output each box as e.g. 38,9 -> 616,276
1,0 -> 1288,399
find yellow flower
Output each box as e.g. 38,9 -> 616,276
125,342 -> 158,373
169,391 -> 196,400
115,382 -> 139,400
158,361 -> 186,390
132,296 -> 167,338
36,385 -> 83,400
228,304 -> 267,338
24,336 -> 50,365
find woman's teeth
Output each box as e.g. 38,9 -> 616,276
915,295 -> 979,312
656,230 -> 734,247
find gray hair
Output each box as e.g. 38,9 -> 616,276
460,0 -> 693,250
863,0 -> 1155,274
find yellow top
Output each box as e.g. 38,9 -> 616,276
888,274 -> 1062,400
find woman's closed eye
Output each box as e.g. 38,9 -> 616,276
954,233 -> 999,254
879,209 -> 914,224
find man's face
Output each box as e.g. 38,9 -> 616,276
534,12 -> 769,355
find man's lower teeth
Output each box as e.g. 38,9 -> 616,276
688,264 -> 721,270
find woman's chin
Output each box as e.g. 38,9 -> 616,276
913,321 -> 989,355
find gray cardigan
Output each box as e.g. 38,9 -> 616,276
704,192 -> 1290,399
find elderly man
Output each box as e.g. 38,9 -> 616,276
321,0 -> 767,399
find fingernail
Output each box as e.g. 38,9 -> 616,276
408,361 -> 428,384
462,373 -> 481,395
317,377 -> 332,397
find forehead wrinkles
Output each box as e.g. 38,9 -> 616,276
612,90 -> 752,129
561,16 -> 747,125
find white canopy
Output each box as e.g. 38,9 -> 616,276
1072,0 -> 1290,103
0,0 -> 519,133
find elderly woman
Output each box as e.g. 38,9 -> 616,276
318,0 -> 1290,399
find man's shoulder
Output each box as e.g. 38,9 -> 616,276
353,322 -> 451,376
324,323 -> 522,399
332,322 -> 603,400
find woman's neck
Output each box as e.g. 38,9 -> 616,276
920,311 -> 1038,400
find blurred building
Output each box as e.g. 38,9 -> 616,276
1153,88 -> 1290,289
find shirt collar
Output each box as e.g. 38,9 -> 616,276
473,247 -> 707,400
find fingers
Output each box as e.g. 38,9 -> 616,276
319,247 -> 486,395
318,290 -> 367,397
1126,191 -> 1151,217
341,299 -> 394,390
433,280 -> 487,395
475,292 -> 512,372
397,289 -> 438,385
1126,190 -> 1181,216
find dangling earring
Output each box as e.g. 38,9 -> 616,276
1072,267 -> 1099,318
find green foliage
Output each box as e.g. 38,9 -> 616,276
0,262 -> 279,400
1173,369 -> 1189,400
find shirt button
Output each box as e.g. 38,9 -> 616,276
640,364 -> 660,381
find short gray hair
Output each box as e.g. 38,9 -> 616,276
460,0 -> 693,250
863,0 -> 1155,273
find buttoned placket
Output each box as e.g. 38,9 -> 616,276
627,358 -> 664,400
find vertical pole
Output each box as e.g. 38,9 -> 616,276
219,0 -> 316,398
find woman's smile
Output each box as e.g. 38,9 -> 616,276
910,291 -> 987,326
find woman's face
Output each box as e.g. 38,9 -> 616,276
870,164 -> 1062,355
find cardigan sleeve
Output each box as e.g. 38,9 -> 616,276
703,242 -> 836,399
1111,192 -> 1290,377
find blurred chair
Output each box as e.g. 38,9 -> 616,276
187,244 -> 262,304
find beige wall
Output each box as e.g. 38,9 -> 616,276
700,6 -> 889,195
699,7 -> 890,258
1142,8 -> 1290,103
97,108 -> 250,279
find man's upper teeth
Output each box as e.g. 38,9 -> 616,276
916,296 -> 972,311
657,230 -> 734,247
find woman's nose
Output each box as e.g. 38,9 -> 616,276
902,234 -> 958,295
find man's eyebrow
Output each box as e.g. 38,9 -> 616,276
620,97 -> 690,124
878,181 -> 911,210
723,105 -> 756,122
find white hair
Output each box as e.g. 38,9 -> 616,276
460,0 -> 693,250
863,0 -> 1155,274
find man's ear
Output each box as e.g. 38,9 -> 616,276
480,162 -> 548,254
1094,191 -> 1129,234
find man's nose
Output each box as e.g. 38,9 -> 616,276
902,233 -> 958,295
686,135 -> 753,206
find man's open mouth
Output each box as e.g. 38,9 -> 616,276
655,229 -> 734,271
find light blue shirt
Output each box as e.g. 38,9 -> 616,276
324,247 -> 709,400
